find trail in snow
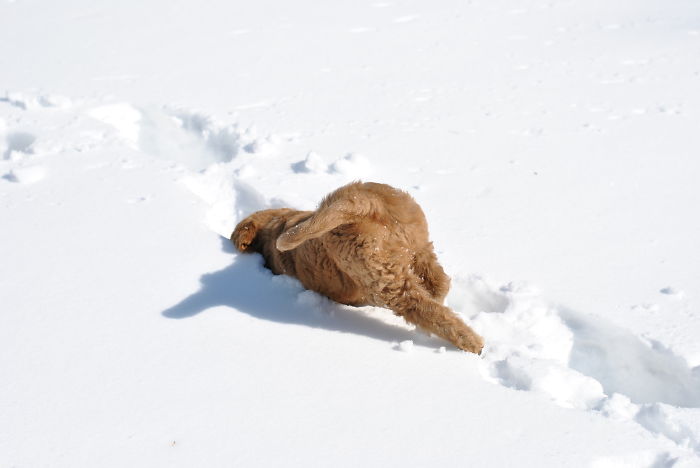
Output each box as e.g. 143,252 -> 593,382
3,92 -> 699,463
147,102 -> 700,459
96,101 -> 699,459
454,276 -> 700,455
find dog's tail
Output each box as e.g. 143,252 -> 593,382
276,198 -> 369,251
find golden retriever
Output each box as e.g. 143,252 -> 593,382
231,181 -> 483,354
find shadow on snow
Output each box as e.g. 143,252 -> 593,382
162,237 -> 448,350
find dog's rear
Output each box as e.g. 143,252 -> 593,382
232,182 -> 483,354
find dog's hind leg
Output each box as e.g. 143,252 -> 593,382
387,282 -> 483,354
412,247 -> 451,302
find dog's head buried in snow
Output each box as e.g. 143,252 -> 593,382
231,181 -> 483,354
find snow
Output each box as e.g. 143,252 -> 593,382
292,151 -> 328,174
2,0 -> 700,466
329,152 -> 373,177
397,340 -> 414,353
3,164 -> 47,184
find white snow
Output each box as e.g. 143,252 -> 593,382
397,340 -> 414,353
2,0 -> 700,467
329,152 -> 373,177
292,151 -> 328,174
3,164 -> 47,184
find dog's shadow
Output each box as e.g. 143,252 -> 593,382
162,237 -> 449,350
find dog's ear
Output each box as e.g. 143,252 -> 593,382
276,219 -> 312,251
277,200 -> 353,251
231,219 -> 259,252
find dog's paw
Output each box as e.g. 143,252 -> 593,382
231,220 -> 258,252
456,333 -> 485,355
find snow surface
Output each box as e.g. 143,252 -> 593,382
2,0 -> 700,467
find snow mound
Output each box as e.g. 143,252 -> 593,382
292,151 -> 328,174
329,153 -> 372,177
446,274 -> 700,457
397,340 -> 414,352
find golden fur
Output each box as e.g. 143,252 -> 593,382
231,181 -> 484,354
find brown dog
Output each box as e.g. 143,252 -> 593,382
231,181 -> 484,354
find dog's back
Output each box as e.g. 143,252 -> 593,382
277,182 -> 429,249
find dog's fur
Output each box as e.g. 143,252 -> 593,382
231,181 -> 484,354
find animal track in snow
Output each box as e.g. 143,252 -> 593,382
291,151 -> 328,174
660,286 -> 685,298
105,100 -> 699,460
292,151 -> 374,178
3,131 -> 36,159
1,91 -> 72,110
448,276 -> 700,455
3,165 -> 47,184
560,310 -> 699,407
86,104 -> 267,171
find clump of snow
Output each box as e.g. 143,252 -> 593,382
292,151 -> 327,174
3,165 -> 47,184
329,153 -> 372,177
597,393 -> 639,421
397,340 -> 414,352
244,135 -> 278,155
660,287 -> 684,298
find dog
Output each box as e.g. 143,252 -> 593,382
231,181 -> 484,354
